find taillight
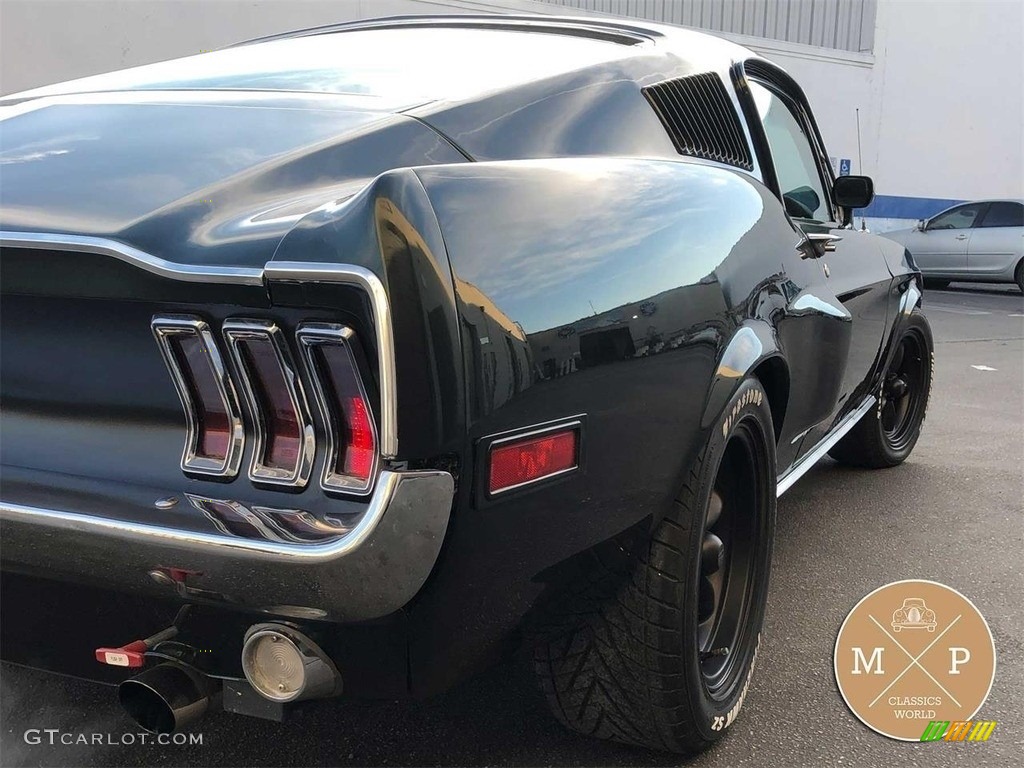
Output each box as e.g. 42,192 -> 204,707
223,320 -> 315,487
297,323 -> 379,494
152,316 -> 244,477
488,425 -> 580,495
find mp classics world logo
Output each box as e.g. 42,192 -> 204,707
834,580 -> 996,741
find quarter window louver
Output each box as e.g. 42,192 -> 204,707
642,73 -> 754,171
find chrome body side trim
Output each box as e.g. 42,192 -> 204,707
296,323 -> 380,496
265,262 -> 398,459
0,231 -> 265,285
151,315 -> 246,478
0,470 -> 455,621
776,394 -> 876,496
222,319 -> 316,488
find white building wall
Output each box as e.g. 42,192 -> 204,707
2,0 -> 1021,232
868,0 -> 1023,202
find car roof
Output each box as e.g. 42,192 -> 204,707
938,199 -> 1024,210
2,15 -> 757,108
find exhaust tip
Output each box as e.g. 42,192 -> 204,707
118,663 -> 213,733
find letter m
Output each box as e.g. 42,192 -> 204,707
851,647 -> 884,675
967,721 -> 997,742
944,721 -> 972,741
920,721 -> 949,742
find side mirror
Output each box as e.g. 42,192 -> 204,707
833,175 -> 874,209
915,218 -> 927,232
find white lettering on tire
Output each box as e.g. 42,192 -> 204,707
710,633 -> 760,732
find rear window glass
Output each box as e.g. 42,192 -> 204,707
979,202 -> 1024,228
13,28 -> 629,104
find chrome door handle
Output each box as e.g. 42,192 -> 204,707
955,234 -> 968,240
797,232 -> 842,258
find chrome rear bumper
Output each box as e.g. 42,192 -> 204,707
0,470 -> 454,622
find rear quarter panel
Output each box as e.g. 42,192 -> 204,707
403,158 -> 807,692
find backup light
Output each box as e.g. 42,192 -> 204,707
241,624 -> 341,703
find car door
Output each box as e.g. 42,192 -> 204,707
745,75 -> 892,461
967,201 -> 1024,278
912,203 -> 987,276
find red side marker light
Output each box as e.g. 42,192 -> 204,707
489,429 -> 578,495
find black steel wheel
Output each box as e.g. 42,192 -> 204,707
830,308 -> 934,468
533,378 -> 775,753
697,422 -> 767,700
880,330 -> 929,453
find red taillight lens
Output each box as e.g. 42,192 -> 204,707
172,334 -> 232,459
223,321 -> 314,487
152,316 -> 244,477
298,324 -> 379,493
489,428 -> 579,495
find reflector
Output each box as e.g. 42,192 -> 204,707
489,428 -> 578,494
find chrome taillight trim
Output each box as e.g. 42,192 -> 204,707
264,263 -> 397,459
297,323 -> 380,496
151,315 -> 245,478
222,319 -> 316,488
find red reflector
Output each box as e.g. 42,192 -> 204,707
298,324 -> 379,493
489,430 -> 578,494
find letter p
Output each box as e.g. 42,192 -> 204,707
949,647 -> 970,674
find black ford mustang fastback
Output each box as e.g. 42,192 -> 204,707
0,14 -> 933,754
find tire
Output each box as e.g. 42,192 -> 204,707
829,309 -> 933,469
923,278 -> 950,290
533,378 -> 776,754
1015,260 -> 1024,294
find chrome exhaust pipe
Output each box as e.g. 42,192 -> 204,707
118,662 -> 218,733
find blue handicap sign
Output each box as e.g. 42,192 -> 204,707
839,158 -> 852,176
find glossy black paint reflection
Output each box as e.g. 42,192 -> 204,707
0,15 -> 924,701
399,156 -> 899,692
0,98 -> 466,268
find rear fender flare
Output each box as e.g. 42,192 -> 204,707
701,321 -> 783,434
872,276 -> 924,392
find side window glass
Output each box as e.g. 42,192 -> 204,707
978,202 -> 1024,228
928,204 -> 985,230
749,81 -> 830,223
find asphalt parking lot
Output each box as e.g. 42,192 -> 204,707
2,283 -> 1021,768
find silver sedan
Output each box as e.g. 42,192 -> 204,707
883,199 -> 1023,292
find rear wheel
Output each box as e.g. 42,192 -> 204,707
829,309 -> 933,468
533,378 -> 775,754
